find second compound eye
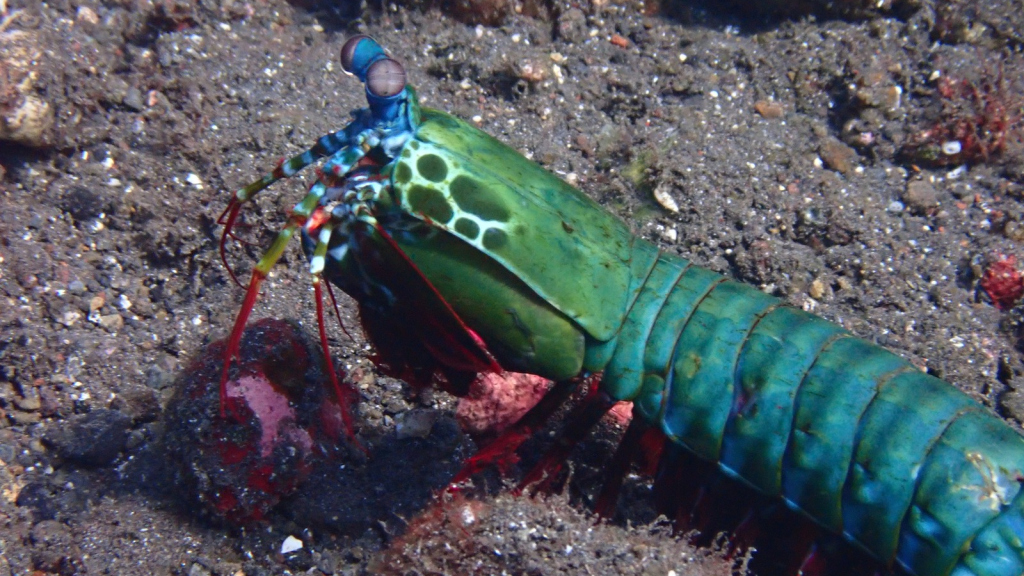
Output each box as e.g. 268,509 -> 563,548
340,35 -> 374,75
366,58 -> 406,98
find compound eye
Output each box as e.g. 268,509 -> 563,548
340,35 -> 373,74
366,58 -> 406,98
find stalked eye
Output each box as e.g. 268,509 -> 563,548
340,35 -> 373,75
366,58 -> 406,98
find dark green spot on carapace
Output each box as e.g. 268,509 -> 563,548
394,162 -> 412,184
408,185 -> 454,223
450,175 -> 511,222
454,217 -> 480,240
417,154 -> 448,183
482,228 -> 508,251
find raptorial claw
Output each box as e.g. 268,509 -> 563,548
447,378 -> 580,489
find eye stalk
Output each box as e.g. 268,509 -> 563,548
340,35 -> 408,123
340,34 -> 383,79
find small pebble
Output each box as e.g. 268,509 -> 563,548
395,409 -> 439,440
1004,221 -> 1024,243
58,310 -> 82,327
110,386 -> 160,423
819,139 -> 857,174
76,5 -> 99,24
809,279 -> 826,300
883,85 -> 902,110
14,387 -> 41,411
356,371 -> 376,390
754,100 -> 785,119
9,411 -> 41,425
145,365 -> 173,390
123,87 -> 144,112
99,313 -> 124,331
903,180 -> 940,213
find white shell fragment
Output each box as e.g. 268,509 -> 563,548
653,183 -> 680,213
280,535 -> 303,554
942,140 -> 962,156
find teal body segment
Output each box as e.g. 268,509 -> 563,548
900,409 -> 1024,575
782,337 -> 912,532
633,264 -> 724,422
841,371 -> 978,562
599,253 -> 688,402
661,280 -> 778,460
720,307 -> 847,496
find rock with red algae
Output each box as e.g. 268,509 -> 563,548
981,254 -> 1024,310
165,318 -> 352,524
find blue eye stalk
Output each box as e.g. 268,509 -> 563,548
340,34 -> 408,124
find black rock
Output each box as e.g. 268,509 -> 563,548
59,186 -> 109,222
43,409 -> 132,466
16,481 -> 59,521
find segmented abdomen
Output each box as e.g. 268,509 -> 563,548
592,250 -> 1024,576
